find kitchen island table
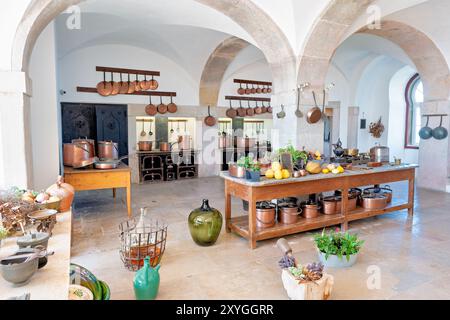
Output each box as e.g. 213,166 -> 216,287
220,164 -> 417,249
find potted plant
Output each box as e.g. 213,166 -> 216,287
314,228 -> 364,268
277,144 -> 309,170
277,238 -> 334,300
246,163 -> 261,182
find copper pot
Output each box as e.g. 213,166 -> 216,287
364,186 -> 392,203
138,141 -> 152,151
228,163 -> 246,178
63,142 -> 92,167
256,202 -> 276,229
301,202 -> 321,219
98,141 -> 119,160
72,138 -> 95,157
278,205 -> 301,225
361,195 -> 387,210
159,142 -> 170,152
322,196 -> 341,215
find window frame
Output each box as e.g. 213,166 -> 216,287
404,73 -> 421,150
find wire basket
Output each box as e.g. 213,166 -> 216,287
119,217 -> 168,271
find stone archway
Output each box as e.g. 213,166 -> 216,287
199,37 -> 250,106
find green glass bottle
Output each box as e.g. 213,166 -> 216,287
188,199 -> 223,246
133,256 -> 160,300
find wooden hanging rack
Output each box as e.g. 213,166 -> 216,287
422,114 -> 448,117
168,119 -> 188,123
234,79 -> 272,86
96,66 -> 160,76
225,95 -> 271,102
136,119 -> 154,123
77,86 -> 176,97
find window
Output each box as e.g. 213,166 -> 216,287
404,73 -> 423,149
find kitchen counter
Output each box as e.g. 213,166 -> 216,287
0,211 -> 72,300
221,164 -> 418,249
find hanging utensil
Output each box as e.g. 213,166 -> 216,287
140,119 -> 146,137
256,85 -> 262,94
127,73 -> 135,94
261,101 -> 267,114
419,116 -> 433,140
170,121 -> 174,134
140,74 -> 150,91
432,115 -> 448,140
145,95 -> 157,116
237,100 -> 246,117
184,121 -> 187,134
238,83 -> 245,95
110,72 -> 120,95
246,100 -> 255,117
157,96 -> 167,114
149,75 -> 159,91
97,71 -> 112,96
176,121 -> 180,133
245,84 -> 251,95
149,120 -> 153,136
133,74 -> 141,92
307,91 -> 322,124
226,100 -> 237,118
254,100 -> 263,115
251,84 -> 257,94
267,84 -> 272,94
204,105 -> 217,127
119,73 -> 129,94
267,101 -> 273,113
295,86 -> 303,118
167,96 -> 178,113
277,105 -> 286,119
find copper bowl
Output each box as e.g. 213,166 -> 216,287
138,141 -> 153,152
361,195 -> 387,210
228,163 -> 246,178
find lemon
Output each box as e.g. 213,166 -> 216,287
322,168 -> 330,174
282,169 -> 291,179
275,170 -> 283,180
272,161 -> 282,172
337,166 -> 345,173
265,169 -> 275,179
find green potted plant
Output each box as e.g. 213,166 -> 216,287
314,228 -> 364,268
246,162 -> 261,182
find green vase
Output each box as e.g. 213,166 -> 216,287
188,199 -> 223,246
133,257 -> 160,300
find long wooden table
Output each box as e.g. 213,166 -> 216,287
64,164 -> 132,217
220,164 -> 417,249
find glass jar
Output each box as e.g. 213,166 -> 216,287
188,199 -> 223,246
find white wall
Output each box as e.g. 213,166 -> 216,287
29,22 -> 60,190
58,44 -> 199,107
388,66 -> 419,164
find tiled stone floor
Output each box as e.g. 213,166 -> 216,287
71,177 -> 450,300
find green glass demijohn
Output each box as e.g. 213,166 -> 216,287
188,199 -> 223,246
133,256 -> 160,300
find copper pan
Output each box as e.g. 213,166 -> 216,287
148,75 -> 159,91
246,100 -> 254,117
118,73 -> 129,94
256,85 -> 262,94
251,84 -> 257,94
245,84 -> 251,95
132,74 -> 140,92
167,96 -> 177,113
237,100 -> 246,117
204,105 -> 217,127
140,75 -> 151,91
96,72 -> 112,96
306,91 -> 322,124
157,96 -> 167,114
226,100 -> 237,119
267,102 -> 273,113
267,85 -> 272,94
237,83 -> 245,95
127,74 -> 135,94
254,101 -> 263,115
110,72 -> 120,95
261,101 -> 267,114
145,95 -> 157,116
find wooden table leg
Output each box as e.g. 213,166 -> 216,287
408,174 -> 415,216
112,188 -> 116,198
248,192 -> 257,249
341,188 -> 349,231
126,185 -> 132,218
225,181 -> 231,233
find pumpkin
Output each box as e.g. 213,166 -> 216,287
46,176 -> 75,212
306,161 -> 322,174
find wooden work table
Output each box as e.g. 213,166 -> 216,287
220,164 -> 418,249
64,164 -> 132,217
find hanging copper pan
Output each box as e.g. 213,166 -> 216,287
237,100 -> 246,117
226,100 -> 237,118
157,96 -> 167,114
261,101 -> 267,114
267,102 -> 273,113
237,83 -> 245,95
256,85 -> 262,94
140,75 -> 151,91
149,75 -> 159,91
246,100 -> 254,117
97,72 -> 112,96
261,85 -> 268,94
110,72 -> 120,95
267,85 -> 272,94
118,73 -> 129,94
251,84 -> 257,94
254,101 -> 263,114
204,105 -> 217,127
145,95 -> 157,116
167,96 -> 177,113
127,74 -> 135,94
133,74 -> 141,92
245,84 -> 251,95
307,91 -> 322,124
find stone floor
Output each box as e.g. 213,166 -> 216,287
71,177 -> 450,300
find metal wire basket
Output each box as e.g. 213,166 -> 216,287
119,214 -> 168,271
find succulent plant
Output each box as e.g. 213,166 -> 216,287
278,254 -> 296,269
303,262 -> 324,281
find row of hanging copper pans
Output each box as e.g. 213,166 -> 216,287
225,100 -> 273,119
96,71 -> 159,97
237,83 -> 272,95
145,95 -> 178,116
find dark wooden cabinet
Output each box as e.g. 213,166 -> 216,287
61,103 -> 128,158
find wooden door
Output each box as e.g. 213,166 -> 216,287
61,103 -> 96,143
95,104 -> 128,157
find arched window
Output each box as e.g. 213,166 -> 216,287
405,73 -> 423,149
